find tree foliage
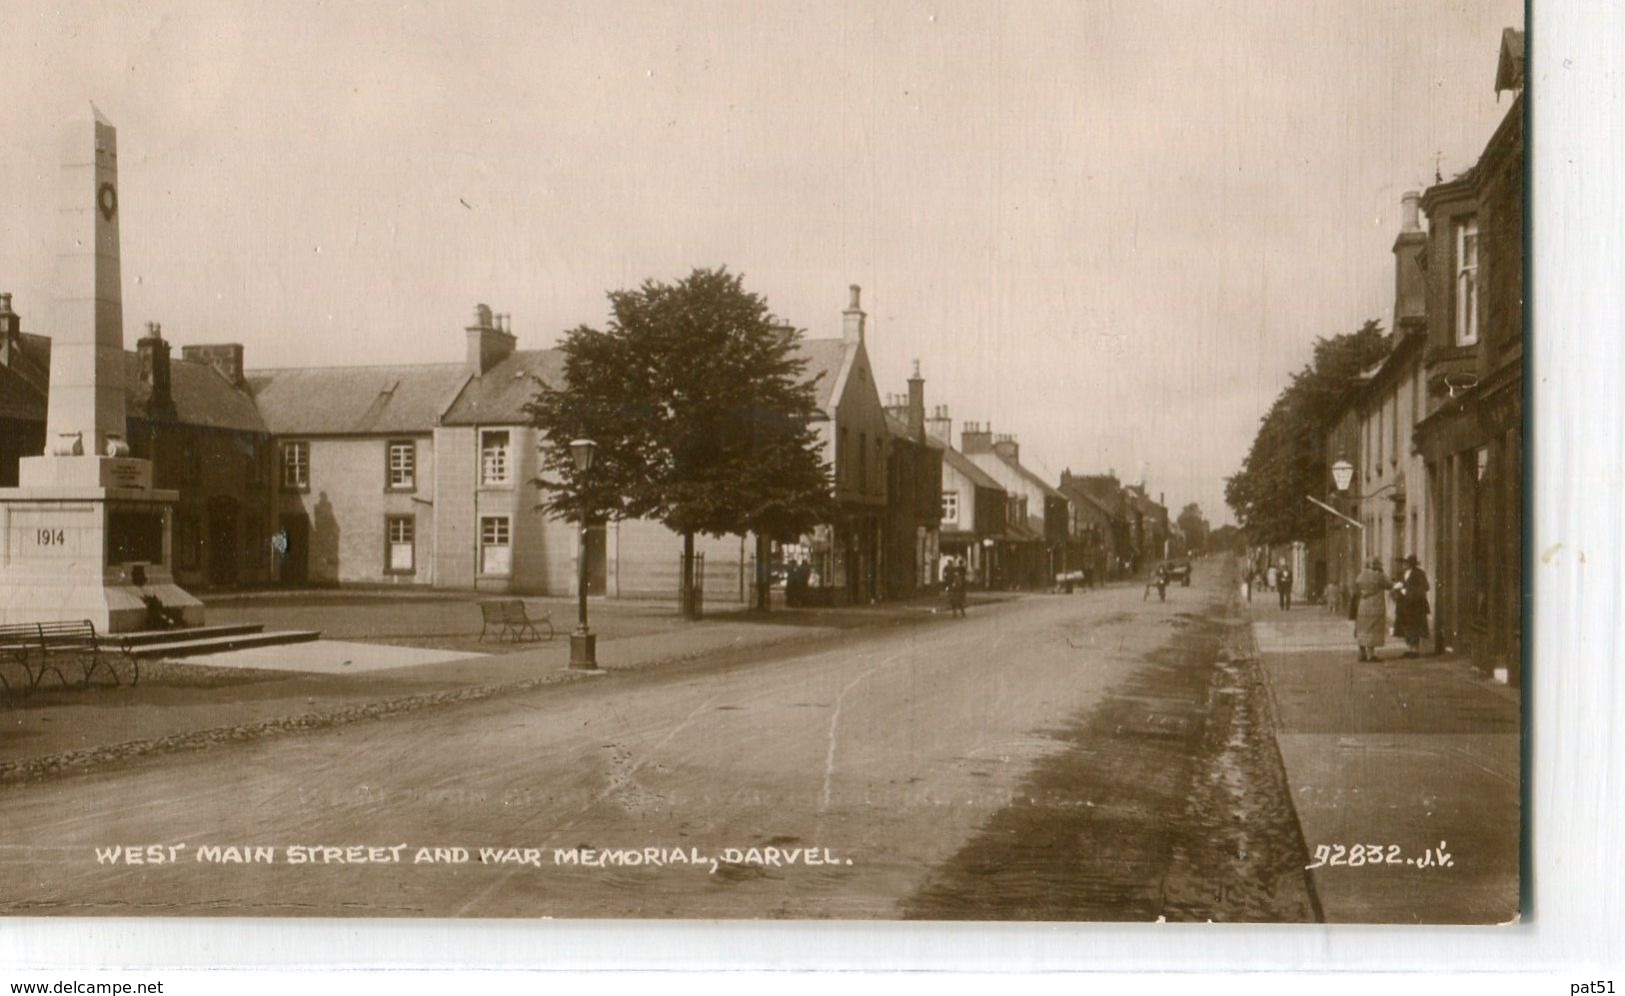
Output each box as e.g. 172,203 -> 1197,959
1224,320 -> 1389,545
1176,502 -> 1210,554
1207,523 -> 1246,552
524,267 -> 835,543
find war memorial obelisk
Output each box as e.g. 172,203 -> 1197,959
0,105 -> 202,631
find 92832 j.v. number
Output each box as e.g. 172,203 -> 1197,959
1306,841 -> 1454,869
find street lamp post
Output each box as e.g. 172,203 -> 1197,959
568,438 -> 598,670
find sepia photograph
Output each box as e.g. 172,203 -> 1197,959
0,0 -> 1526,927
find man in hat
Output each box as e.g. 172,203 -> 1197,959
1393,554 -> 1431,657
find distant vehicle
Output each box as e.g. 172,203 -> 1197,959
1164,560 -> 1192,586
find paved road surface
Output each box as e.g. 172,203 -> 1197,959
0,570 -> 1238,918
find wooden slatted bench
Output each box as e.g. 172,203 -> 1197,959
0,620 -> 134,704
477,600 -> 554,643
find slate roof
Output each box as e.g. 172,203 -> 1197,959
247,362 -> 468,435
940,443 -> 1004,492
982,451 -> 1067,501
441,349 -> 565,426
1496,28 -> 1524,93
1064,476 -> 1128,518
2,334 -> 267,433
1058,482 -> 1116,524
138,354 -> 267,433
793,337 -> 852,411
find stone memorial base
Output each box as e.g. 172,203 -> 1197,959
0,455 -> 203,633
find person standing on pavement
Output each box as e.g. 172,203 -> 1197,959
1277,564 -> 1293,610
1352,557 -> 1392,661
1393,554 -> 1431,657
1241,567 -> 1253,603
946,558 -> 967,618
1266,563 -> 1279,593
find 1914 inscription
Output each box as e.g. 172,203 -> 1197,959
34,528 -> 66,546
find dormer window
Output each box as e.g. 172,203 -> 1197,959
1455,217 -> 1480,346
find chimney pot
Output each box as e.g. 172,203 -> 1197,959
848,284 -> 861,310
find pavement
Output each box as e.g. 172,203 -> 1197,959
1244,595 -> 1522,924
0,590 -> 1011,782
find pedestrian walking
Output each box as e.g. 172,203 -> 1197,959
1393,554 -> 1431,657
1265,564 -> 1279,592
1242,567 -> 1254,603
1277,564 -> 1293,610
946,558 -> 968,618
1352,557 -> 1391,661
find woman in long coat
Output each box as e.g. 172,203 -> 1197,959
1352,558 -> 1391,661
1393,554 -> 1431,656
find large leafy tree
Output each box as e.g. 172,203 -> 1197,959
1176,502 -> 1210,555
525,267 -> 833,616
1225,320 -> 1388,545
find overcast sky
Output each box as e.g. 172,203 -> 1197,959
0,0 -> 1523,523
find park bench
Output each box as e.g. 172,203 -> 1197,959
477,600 -> 554,643
0,620 -> 136,704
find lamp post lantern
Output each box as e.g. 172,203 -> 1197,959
568,439 -> 598,670
1331,459 -> 1354,493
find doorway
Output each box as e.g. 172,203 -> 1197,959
208,497 -> 239,587
278,512 -> 310,585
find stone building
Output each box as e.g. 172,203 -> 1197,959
1318,191 -> 1436,604
1415,28 -> 1524,681
881,363 -> 944,599
924,406 -> 1007,588
788,286 -> 892,604
247,339 -> 468,587
1056,473 -> 1117,582
248,305 -> 747,601
959,426 -> 1071,588
0,297 -> 274,591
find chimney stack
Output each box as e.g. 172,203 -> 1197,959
842,284 -> 865,345
925,404 -> 951,444
906,359 -> 925,442
993,433 -> 1019,461
0,292 -> 19,367
466,302 -> 516,376
138,322 -> 175,418
1393,191 -> 1427,333
960,421 -> 993,454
